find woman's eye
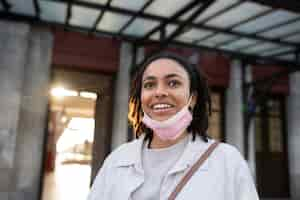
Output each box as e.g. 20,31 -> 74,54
143,82 -> 154,89
169,80 -> 180,88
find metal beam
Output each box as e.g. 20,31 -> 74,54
248,0 -> 300,13
65,0 -> 73,28
145,0 -> 215,56
33,0 -> 41,19
137,0 -> 204,44
42,0 -> 300,48
1,11 -> 300,70
1,0 -> 11,11
118,0 -> 155,35
90,0 -> 113,34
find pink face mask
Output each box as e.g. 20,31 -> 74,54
142,97 -> 193,141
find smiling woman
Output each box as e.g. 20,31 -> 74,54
88,52 -> 259,200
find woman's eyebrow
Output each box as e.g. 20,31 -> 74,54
143,75 -> 156,82
165,73 -> 182,79
143,73 -> 182,82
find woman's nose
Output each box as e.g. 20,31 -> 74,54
154,84 -> 168,98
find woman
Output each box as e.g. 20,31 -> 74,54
88,52 -> 259,200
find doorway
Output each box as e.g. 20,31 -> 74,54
255,95 -> 290,198
41,68 -> 114,200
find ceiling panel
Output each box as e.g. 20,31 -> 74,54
241,42 -> 282,54
81,0 -> 109,5
261,46 -> 295,56
235,10 -> 300,34
277,54 -> 295,61
124,18 -> 160,36
40,1 -> 67,24
206,2 -> 269,28
144,0 -> 195,17
283,34 -> 300,43
97,12 -> 130,32
199,33 -> 236,47
9,0 -> 35,16
176,28 -> 212,42
260,20 -> 300,38
195,0 -> 239,23
112,0 -> 148,11
70,6 -> 100,28
220,38 -> 260,50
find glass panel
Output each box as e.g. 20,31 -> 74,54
261,46 -> 295,56
255,117 -> 262,152
234,10 -> 299,34
200,33 -> 236,47
0,4 -> 3,11
206,2 -> 269,28
208,111 -> 221,140
269,117 -> 283,152
40,1 -> 67,24
277,54 -> 295,61
195,0 -> 239,23
124,18 -> 160,36
112,0 -> 148,11
283,33 -> 300,43
241,42 -> 282,54
9,0 -> 35,16
260,20 -> 300,38
145,0 -> 195,17
97,12 -> 131,33
81,0 -> 108,4
70,6 -> 100,28
176,28 -> 212,42
221,38 -> 260,50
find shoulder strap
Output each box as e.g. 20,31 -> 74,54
168,141 -> 219,200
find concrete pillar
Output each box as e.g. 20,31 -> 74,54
245,65 -> 256,179
111,43 -> 144,150
12,27 -> 53,200
225,59 -> 244,155
287,71 -> 300,199
0,21 -> 30,200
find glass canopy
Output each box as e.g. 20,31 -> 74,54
1,0 -> 300,66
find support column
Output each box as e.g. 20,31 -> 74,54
0,21 -> 30,200
287,71 -> 300,199
225,59 -> 244,155
245,65 -> 256,179
111,42 -> 144,150
12,27 -> 53,200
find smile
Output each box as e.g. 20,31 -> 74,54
151,103 -> 174,110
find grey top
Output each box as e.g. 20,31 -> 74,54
132,136 -> 188,200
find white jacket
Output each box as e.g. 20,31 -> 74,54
88,135 -> 259,200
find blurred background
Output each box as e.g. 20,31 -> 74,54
0,0 -> 300,200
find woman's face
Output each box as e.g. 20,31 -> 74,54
141,58 -> 192,121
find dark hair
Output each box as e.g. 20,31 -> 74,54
128,52 -> 211,143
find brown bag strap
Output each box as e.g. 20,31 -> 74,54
168,141 -> 219,200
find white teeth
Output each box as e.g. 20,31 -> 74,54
153,104 -> 172,109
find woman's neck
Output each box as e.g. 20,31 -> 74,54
150,131 -> 188,149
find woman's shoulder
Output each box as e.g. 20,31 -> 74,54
210,140 -> 247,165
102,138 -> 143,167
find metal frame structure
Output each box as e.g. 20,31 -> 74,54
1,0 -> 300,159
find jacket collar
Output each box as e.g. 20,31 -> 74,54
114,134 -> 215,174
